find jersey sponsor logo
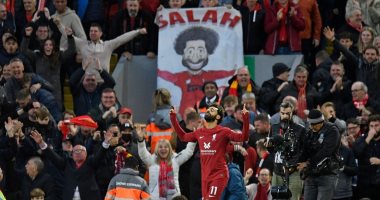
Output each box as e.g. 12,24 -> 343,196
212,133 -> 217,141
204,142 -> 211,149
201,142 -> 217,155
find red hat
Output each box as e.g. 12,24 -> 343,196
118,107 -> 133,115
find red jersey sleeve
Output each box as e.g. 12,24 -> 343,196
228,112 -> 250,142
170,112 -> 197,142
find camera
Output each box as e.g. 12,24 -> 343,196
271,185 -> 292,199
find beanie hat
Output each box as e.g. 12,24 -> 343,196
307,109 -> 324,124
272,63 -> 291,77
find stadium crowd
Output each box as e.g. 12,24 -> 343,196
0,0 -> 380,199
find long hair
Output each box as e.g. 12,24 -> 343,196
152,88 -> 171,111
154,139 -> 174,166
357,26 -> 376,54
42,38 -> 60,68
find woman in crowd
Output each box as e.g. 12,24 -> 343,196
21,26 -> 75,110
136,125 -> 195,199
357,26 -> 376,54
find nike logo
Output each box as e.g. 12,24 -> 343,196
199,136 -> 204,139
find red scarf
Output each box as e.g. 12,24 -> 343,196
114,151 -> 129,174
277,3 -> 289,44
159,160 -> 175,198
254,183 -> 270,200
347,20 -> 363,33
256,151 -> 269,178
297,85 -> 307,120
353,94 -> 369,110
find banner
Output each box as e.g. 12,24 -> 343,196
157,7 -> 244,114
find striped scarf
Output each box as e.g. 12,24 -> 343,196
228,79 -> 252,97
256,151 -> 269,178
115,151 -> 129,174
159,160 -> 175,198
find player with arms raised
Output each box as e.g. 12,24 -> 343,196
170,103 -> 249,199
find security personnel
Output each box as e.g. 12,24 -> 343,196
270,101 -> 306,200
105,156 -> 150,200
298,109 -> 340,200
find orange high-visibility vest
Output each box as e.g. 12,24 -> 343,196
146,122 -> 173,153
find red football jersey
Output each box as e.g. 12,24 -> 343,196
170,113 -> 249,181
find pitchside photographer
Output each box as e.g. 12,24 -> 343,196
297,109 -> 340,200
270,102 -> 306,200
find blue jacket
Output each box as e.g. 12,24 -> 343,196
221,163 -> 248,200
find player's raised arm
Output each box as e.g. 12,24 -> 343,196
242,104 -> 250,141
229,104 -> 250,142
169,107 -> 196,142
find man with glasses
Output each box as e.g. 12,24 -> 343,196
30,128 -> 113,200
170,103 -> 249,199
342,81 -> 380,120
89,88 -> 120,131
246,168 -> 273,200
346,118 -> 362,147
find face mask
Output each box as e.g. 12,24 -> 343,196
121,134 -> 132,143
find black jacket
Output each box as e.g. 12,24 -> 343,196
300,122 -> 340,176
239,4 -> 266,54
21,172 -> 55,200
69,68 -> 116,116
342,99 -> 380,121
42,143 -> 108,200
110,9 -> 157,55
259,78 -> 287,115
275,81 -> 320,111
334,38 -> 380,100
353,135 -> 380,185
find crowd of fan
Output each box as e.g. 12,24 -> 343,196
0,0 -> 380,199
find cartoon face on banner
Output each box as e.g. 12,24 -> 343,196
174,26 -> 219,72
157,7 -> 244,115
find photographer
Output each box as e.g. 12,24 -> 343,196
298,109 -> 340,200
352,114 -> 380,199
270,102 -> 306,200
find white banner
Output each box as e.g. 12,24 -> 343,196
157,7 -> 244,114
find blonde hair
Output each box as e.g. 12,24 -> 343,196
30,188 -> 45,198
321,102 -> 335,118
153,88 -> 172,111
358,26 -> 376,54
35,107 -> 51,120
154,139 -> 174,165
